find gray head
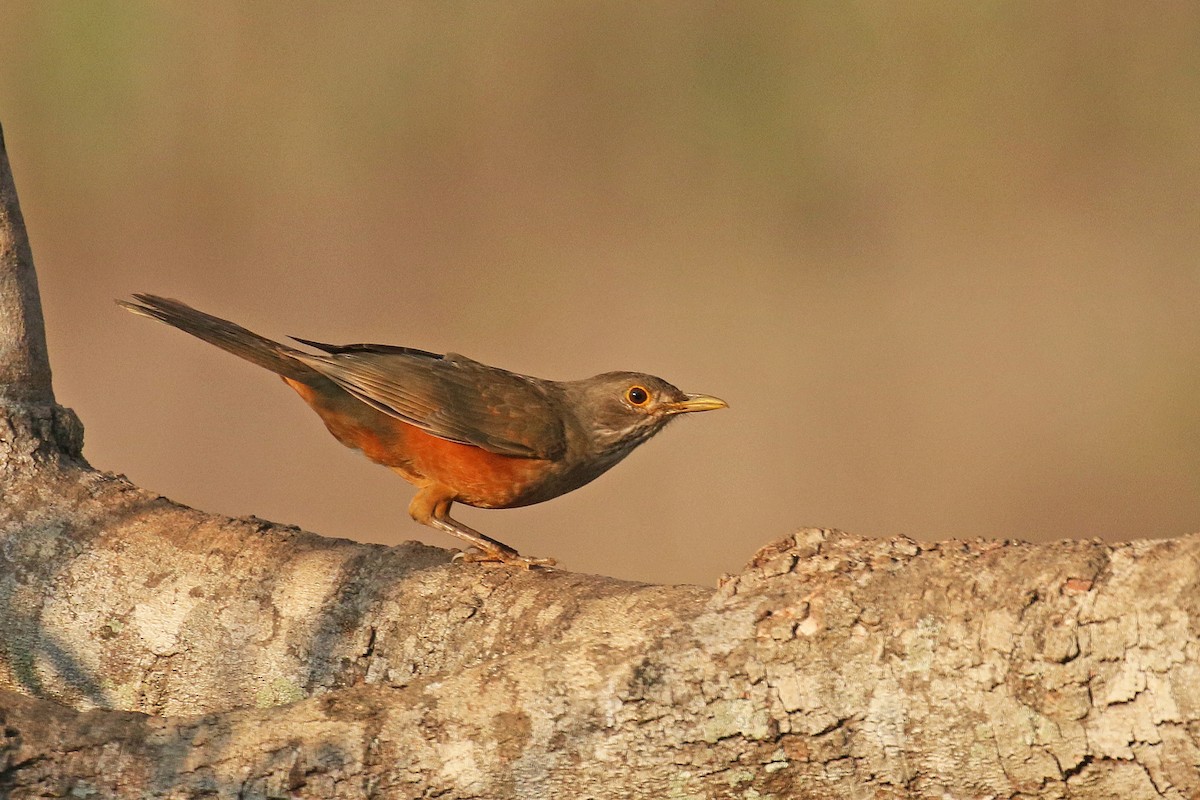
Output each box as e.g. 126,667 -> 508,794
564,371 -> 727,460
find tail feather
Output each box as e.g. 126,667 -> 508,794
118,294 -> 322,383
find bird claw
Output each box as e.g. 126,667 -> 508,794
451,547 -> 556,569
511,554 -> 557,569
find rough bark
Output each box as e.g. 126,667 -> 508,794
1,120 -> 1198,798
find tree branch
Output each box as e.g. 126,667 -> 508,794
0,122 -> 84,480
1,119 -> 1197,798
0,121 -> 54,406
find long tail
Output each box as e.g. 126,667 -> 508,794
118,294 -> 323,383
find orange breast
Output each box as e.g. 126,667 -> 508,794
283,377 -> 551,508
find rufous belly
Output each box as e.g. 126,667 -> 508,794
283,377 -> 550,508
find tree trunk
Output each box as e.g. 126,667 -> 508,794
1,120 -> 1197,799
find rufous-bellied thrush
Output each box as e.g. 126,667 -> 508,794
119,295 -> 727,567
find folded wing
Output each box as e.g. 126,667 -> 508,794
293,345 -> 566,460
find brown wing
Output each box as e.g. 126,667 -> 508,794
293,348 -> 566,460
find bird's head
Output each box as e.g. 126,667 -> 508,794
568,371 -> 727,458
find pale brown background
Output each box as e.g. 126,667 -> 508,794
2,3 -> 1199,586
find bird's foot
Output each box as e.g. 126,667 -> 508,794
423,504 -> 557,568
451,547 -> 557,569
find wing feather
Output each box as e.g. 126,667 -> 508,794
293,349 -> 566,460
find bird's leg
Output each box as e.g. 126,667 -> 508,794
408,485 -> 556,568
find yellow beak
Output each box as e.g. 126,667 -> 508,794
666,393 -> 729,414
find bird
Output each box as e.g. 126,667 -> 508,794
118,295 -> 728,567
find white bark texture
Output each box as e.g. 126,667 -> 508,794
2,121 -> 1199,798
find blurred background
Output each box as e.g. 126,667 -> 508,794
2,3 -> 1199,586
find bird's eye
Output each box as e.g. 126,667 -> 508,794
626,385 -> 650,406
